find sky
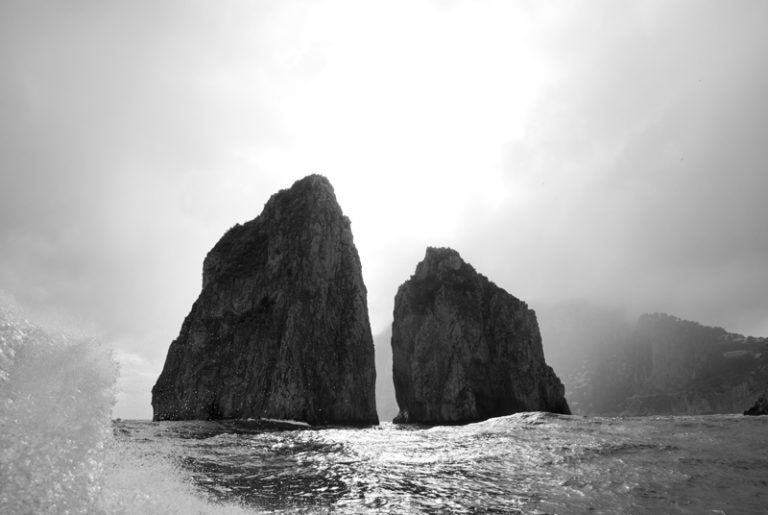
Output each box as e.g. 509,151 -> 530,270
1,0 -> 767,419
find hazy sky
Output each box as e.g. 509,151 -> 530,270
2,0 -> 767,418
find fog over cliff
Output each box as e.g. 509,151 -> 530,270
1,0 -> 767,419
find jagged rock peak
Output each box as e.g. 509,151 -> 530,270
152,174 -> 378,426
408,247 -> 505,300
201,174 -> 347,289
391,246 -> 570,425
413,247 -> 469,279
261,174 -> 338,216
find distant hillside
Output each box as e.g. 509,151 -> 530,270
538,302 -> 632,414
566,313 -> 768,415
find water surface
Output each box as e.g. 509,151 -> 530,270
112,413 -> 768,514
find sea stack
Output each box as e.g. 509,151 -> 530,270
152,174 -> 378,425
391,247 -> 570,424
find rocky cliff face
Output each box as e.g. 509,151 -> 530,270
570,313 -> 768,416
391,247 -> 570,424
152,175 -> 378,425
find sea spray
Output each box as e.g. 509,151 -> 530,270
0,296 -> 253,514
0,297 -> 116,514
98,437 -> 253,514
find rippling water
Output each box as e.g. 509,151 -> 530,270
3,299 -> 767,514
112,414 -> 768,514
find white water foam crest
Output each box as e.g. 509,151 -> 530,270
0,299 -> 116,514
99,438 -> 253,515
0,294 -> 253,514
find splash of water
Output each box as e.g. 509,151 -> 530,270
0,295 -> 115,513
0,294 -> 251,514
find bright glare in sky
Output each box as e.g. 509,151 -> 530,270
244,3 -> 559,331
258,1 -> 553,233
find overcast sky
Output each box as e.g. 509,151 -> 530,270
2,0 -> 767,419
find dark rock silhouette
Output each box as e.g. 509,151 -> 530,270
744,394 -> 768,415
391,247 -> 570,424
152,174 -> 378,425
570,313 -> 768,416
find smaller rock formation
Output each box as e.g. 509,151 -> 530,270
391,247 -> 570,424
744,394 -> 768,416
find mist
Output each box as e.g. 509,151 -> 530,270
1,0 -> 767,419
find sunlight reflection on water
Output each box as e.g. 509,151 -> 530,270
113,413 -> 768,514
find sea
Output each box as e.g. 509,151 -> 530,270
2,301 -> 767,514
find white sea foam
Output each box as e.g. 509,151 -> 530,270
0,295 -> 251,514
0,300 -> 114,514
260,418 -> 312,428
98,439 -> 252,514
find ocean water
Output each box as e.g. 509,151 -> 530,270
110,415 -> 768,515
2,301 -> 768,514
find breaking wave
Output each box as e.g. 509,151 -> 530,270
0,294 -> 249,514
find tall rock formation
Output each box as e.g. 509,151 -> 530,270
570,313 -> 768,416
152,175 -> 378,425
391,247 -> 570,424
